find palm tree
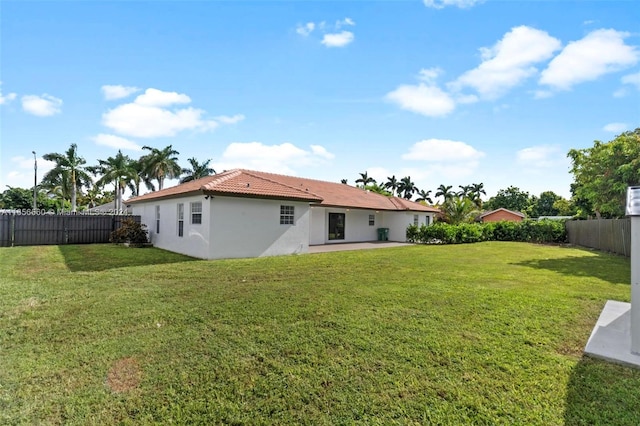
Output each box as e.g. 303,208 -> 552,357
397,176 -> 416,200
340,179 -> 348,184
457,184 -> 473,198
384,175 -> 399,196
435,184 -> 455,203
441,196 -> 478,224
90,150 -> 137,211
42,143 -> 92,212
355,171 -> 376,187
180,158 -> 216,183
141,145 -> 181,191
415,189 -> 433,204
469,182 -> 486,208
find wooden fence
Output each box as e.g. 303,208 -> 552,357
0,214 -> 140,247
565,218 -> 631,257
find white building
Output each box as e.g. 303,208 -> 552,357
126,169 -> 439,259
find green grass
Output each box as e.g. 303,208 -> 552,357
1,242 -> 640,424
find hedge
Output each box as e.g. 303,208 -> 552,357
406,220 -> 567,245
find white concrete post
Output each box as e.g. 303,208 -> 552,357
627,187 -> 640,354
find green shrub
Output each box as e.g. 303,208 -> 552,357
110,218 -> 149,244
408,220 -> 567,245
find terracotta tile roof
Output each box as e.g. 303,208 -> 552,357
127,169 -> 440,213
479,207 -> 526,218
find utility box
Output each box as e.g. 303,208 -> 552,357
377,228 -> 389,241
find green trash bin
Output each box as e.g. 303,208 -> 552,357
377,228 -> 389,241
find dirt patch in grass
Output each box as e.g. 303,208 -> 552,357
105,357 -> 142,393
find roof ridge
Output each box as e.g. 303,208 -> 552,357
200,169 -> 242,191
240,169 -> 324,199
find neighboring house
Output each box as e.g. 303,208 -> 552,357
126,169 -> 439,259
479,208 -> 526,223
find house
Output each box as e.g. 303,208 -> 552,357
126,169 -> 439,259
479,207 -> 526,223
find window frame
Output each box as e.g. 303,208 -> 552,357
413,214 -> 419,226
177,203 -> 184,237
368,214 -> 375,226
280,205 -> 295,225
190,201 -> 202,225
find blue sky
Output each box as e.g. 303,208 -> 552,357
1,0 -> 638,201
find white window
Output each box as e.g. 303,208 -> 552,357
369,214 -> 375,226
177,203 -> 184,237
191,202 -> 202,224
280,205 -> 295,225
155,205 -> 160,233
413,214 -> 419,226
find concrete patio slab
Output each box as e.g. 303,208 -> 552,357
585,300 -> 640,368
308,241 -> 411,253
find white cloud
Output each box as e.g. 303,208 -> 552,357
452,26 -> 561,99
21,94 -> 63,116
214,114 -> 245,124
215,142 -> 334,174
1,156 -> 56,189
296,22 -> 315,37
0,82 -> 16,105
92,133 -> 143,151
603,122 -> 628,133
533,90 -> 554,99
310,145 -> 335,160
386,83 -> 456,117
621,71 -> 640,89
418,67 -> 443,83
101,87 -> 238,138
402,139 -> 485,162
540,29 -> 639,90
423,0 -> 483,9
134,88 -> 191,107
516,145 -> 564,168
336,17 -> 355,28
321,31 -> 354,48
101,85 -> 140,100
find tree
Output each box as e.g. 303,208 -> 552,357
141,145 -> 181,191
528,191 -> 562,218
568,128 -> 640,218
0,187 -> 58,211
365,183 -> 391,196
397,176 -> 416,200
440,196 -> 478,224
180,157 -> 216,183
129,158 -> 155,196
415,189 -> 433,204
468,183 -> 486,208
384,175 -> 399,196
340,179 -> 348,184
435,184 -> 455,203
484,186 -> 532,213
89,150 -> 137,211
42,143 -> 92,212
355,171 -> 376,187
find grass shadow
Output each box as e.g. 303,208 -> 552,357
565,356 -> 640,425
58,244 -> 197,272
512,247 -> 629,285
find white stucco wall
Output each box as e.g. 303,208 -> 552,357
382,211 -> 435,242
208,196 -> 311,259
131,194 -> 212,259
309,207 -> 382,245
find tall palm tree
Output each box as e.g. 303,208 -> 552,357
141,145 -> 181,191
42,143 -> 92,212
415,189 -> 433,204
180,157 -> 216,183
435,184 -> 455,203
355,171 -> 376,187
457,184 -> 472,198
397,176 -> 416,200
90,150 -> 137,211
469,182 -> 486,208
384,175 -> 399,196
128,158 -> 155,196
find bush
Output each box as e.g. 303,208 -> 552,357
408,220 -> 567,245
110,218 -> 149,244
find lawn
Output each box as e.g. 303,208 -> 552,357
1,242 -> 640,424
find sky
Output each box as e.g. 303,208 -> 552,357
1,0 -> 639,202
